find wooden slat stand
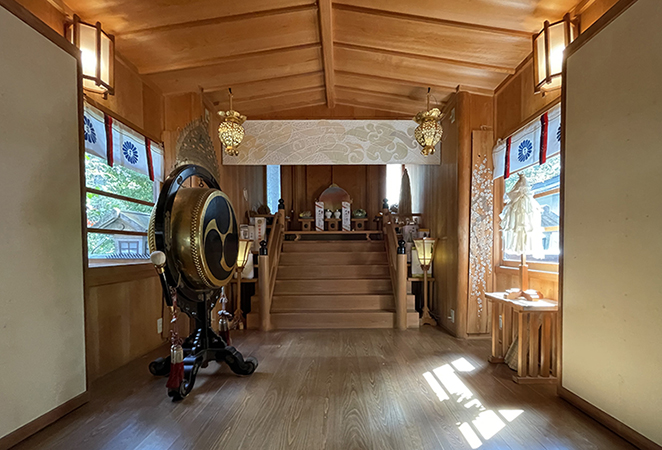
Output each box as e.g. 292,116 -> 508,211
487,292 -> 558,384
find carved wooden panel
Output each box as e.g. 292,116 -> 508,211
468,130 -> 494,334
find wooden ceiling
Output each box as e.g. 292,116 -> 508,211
65,0 -> 579,116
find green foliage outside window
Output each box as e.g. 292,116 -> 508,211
504,154 -> 560,192
85,154 -> 153,256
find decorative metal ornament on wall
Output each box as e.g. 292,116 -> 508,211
217,88 -> 247,156
413,88 -> 443,156
175,117 -> 220,182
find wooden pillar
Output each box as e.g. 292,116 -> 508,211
258,248 -> 271,331
396,252 -> 408,330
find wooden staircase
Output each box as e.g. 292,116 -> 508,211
247,239 -> 418,329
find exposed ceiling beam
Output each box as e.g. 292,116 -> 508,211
317,0 -> 336,108
335,85 -> 437,108
334,99 -> 413,117
334,42 -> 515,75
118,4 -> 317,38
142,43 -> 321,76
234,87 -> 327,115
335,70 -> 494,98
213,85 -> 325,105
205,71 -> 324,98
333,3 -> 532,39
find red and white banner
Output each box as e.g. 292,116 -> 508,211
492,103 -> 561,179
83,101 -> 164,181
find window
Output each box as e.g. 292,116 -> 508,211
503,154 -> 561,264
266,165 -> 281,213
385,164 -> 402,208
83,102 -> 163,264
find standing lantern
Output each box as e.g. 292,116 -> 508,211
414,237 -> 437,326
533,14 -> 576,94
231,239 -> 253,329
66,15 -> 115,97
218,88 -> 247,156
414,88 -> 443,156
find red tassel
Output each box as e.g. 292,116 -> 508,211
166,361 -> 184,389
166,290 -> 184,391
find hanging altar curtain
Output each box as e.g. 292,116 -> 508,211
492,103 -> 561,179
83,103 -> 107,161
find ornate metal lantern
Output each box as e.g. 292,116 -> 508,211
533,14 -> 576,94
413,88 -> 443,156
218,88 -> 247,156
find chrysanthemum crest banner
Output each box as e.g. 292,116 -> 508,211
222,120 -> 441,165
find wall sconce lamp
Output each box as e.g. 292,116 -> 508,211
66,15 -> 115,98
533,14 -> 577,94
414,237 -> 437,327
231,239 -> 253,329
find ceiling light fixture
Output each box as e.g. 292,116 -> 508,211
217,88 -> 247,156
414,88 -> 443,156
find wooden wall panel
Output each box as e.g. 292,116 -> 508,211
415,92 -> 493,338
281,164 -> 384,230
86,274 -> 165,382
306,165 -> 333,205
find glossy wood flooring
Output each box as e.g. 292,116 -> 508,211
14,328 -> 634,450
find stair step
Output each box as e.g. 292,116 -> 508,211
247,311 -> 420,329
283,241 -> 385,253
251,294 -> 415,312
278,265 -> 389,280
274,279 -> 392,295
280,252 -> 387,266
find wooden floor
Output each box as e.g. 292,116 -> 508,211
15,328 -> 634,450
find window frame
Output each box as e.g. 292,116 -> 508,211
83,117 -> 163,267
494,176 -> 560,274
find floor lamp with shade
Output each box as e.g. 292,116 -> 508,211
414,237 -> 437,326
231,239 -> 253,329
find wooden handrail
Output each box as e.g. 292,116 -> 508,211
258,209 -> 285,330
382,210 -> 407,330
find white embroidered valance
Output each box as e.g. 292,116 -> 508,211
222,120 -> 441,165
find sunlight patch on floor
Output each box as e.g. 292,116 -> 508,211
424,359 -> 523,449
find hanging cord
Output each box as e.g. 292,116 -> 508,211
228,88 -> 233,111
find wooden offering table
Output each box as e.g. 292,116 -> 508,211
486,292 -> 558,384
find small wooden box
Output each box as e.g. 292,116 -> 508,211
299,218 -> 314,231
351,218 -> 368,230
325,218 -> 341,231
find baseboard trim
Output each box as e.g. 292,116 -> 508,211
559,386 -> 661,450
0,392 -> 88,450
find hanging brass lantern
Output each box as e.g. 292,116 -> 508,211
218,88 -> 247,156
413,88 -> 443,156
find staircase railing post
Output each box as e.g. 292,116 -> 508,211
258,240 -> 271,331
396,239 -> 408,330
